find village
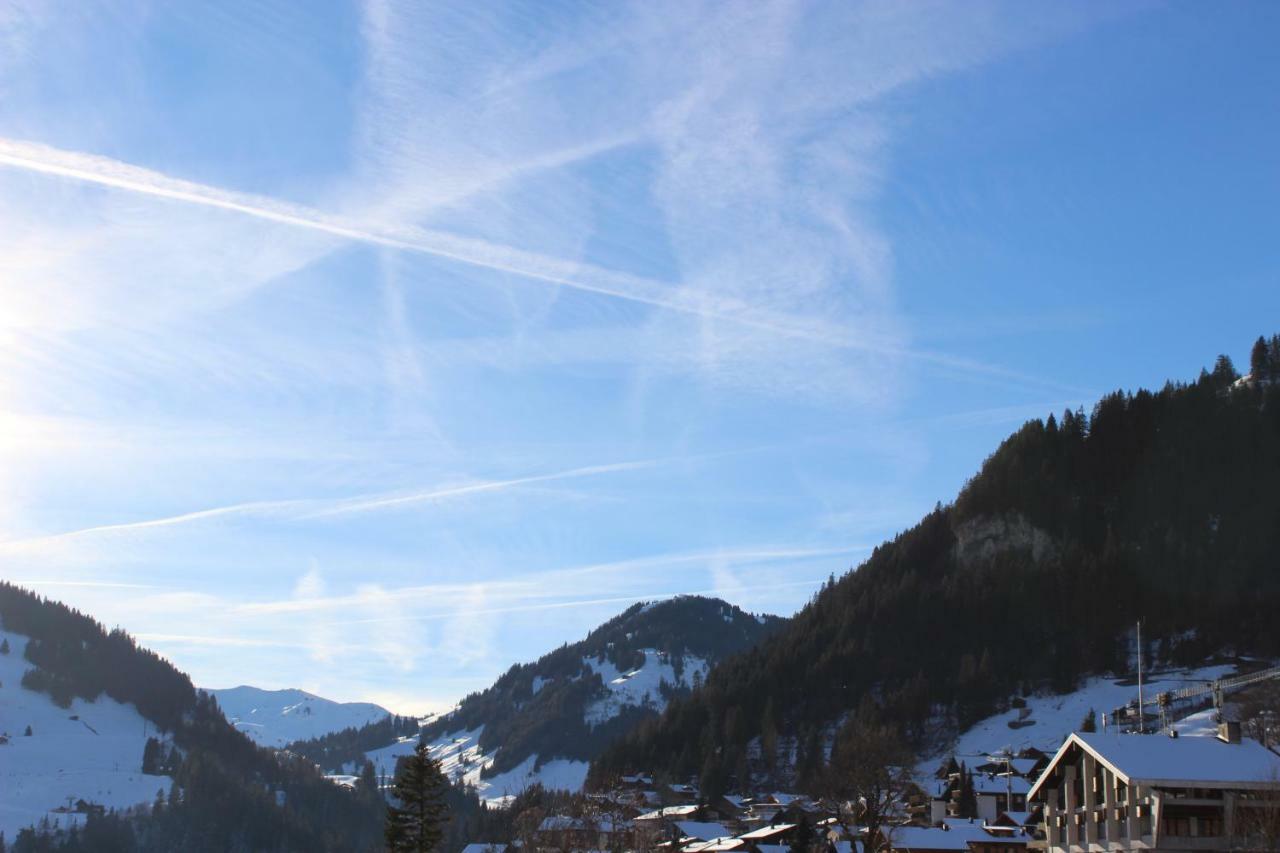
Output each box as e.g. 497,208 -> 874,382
465,702 -> 1280,853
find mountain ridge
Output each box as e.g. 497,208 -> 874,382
589,339 -> 1280,795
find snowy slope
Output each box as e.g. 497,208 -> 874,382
356,726 -> 589,806
357,649 -> 703,803
584,649 -> 709,725
0,629 -> 172,841
919,662 -> 1239,781
208,685 -> 391,748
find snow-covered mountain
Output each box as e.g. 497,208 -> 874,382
0,627 -> 172,841
0,581 -> 387,850
289,596 -> 784,803
207,685 -> 391,748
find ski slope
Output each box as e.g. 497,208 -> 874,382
921,662 -> 1239,779
207,685 -> 391,748
0,629 -> 172,841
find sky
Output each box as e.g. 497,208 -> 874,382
0,1 -> 1276,714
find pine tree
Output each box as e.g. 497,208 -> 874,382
1212,354 -> 1238,386
359,758 -> 380,798
142,736 -> 162,774
0,638 -> 9,654
789,813 -> 814,853
1252,336 -> 1270,380
385,743 -> 450,852
1271,334 -> 1280,381
760,698 -> 779,772
957,766 -> 977,818
1081,708 -> 1097,733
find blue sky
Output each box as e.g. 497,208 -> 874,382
0,1 -> 1276,713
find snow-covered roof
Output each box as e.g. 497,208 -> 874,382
994,810 -> 1032,827
539,816 -> 586,832
683,837 -> 745,852
637,804 -> 700,820
887,825 -> 981,851
971,775 -> 1031,796
739,823 -> 796,839
674,821 -> 731,841
1029,732 -> 1280,799
461,844 -> 509,853
1007,758 -> 1039,777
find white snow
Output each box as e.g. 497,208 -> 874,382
479,755 -> 590,802
922,663 -> 1238,781
0,629 -> 172,841
356,725 -> 588,805
583,649 -> 708,726
675,821 -> 732,841
207,685 -> 391,749
1071,730 -> 1280,785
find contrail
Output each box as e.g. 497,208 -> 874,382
0,137 -> 1083,393
0,137 -> 791,328
0,457 -> 665,551
299,459 -> 660,519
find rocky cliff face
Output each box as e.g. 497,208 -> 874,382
953,512 -> 1056,566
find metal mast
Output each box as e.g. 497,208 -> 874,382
1136,620 -> 1145,734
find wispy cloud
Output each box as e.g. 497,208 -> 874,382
234,543 -> 867,619
0,0 -> 1131,707
0,457 -> 669,552
0,136 -> 1081,396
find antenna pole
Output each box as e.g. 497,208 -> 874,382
1136,620 -> 1145,734
1006,752 -> 1013,813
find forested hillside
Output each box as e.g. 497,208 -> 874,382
590,337 -> 1280,795
0,582 -> 385,852
415,596 -> 784,778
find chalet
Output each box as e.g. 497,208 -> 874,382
534,815 -> 634,852
983,809 -> 1040,841
663,783 -> 700,804
738,822 -> 799,847
1027,725 -> 1280,851
972,757 -> 1043,781
635,806 -> 702,846
713,794 -> 751,821
673,820 -> 733,843
971,774 -> 1031,821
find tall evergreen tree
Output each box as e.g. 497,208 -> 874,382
1252,336 -> 1270,380
957,766 -> 977,819
385,743 -> 450,853
1212,354 -> 1238,386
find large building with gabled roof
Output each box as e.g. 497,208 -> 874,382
1027,724 -> 1280,851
